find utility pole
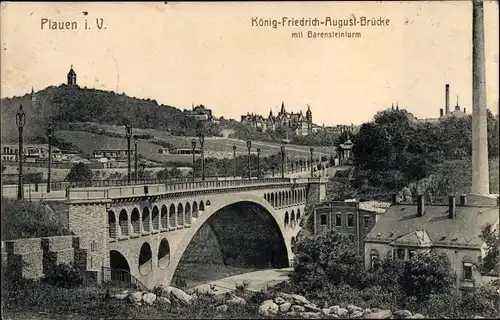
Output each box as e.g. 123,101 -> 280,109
125,124 -> 132,183
16,105 -> 26,200
46,124 -> 53,193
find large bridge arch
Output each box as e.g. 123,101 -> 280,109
164,194 -> 292,286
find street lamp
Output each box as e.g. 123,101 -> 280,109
46,124 -> 53,193
257,148 -> 261,179
199,133 -> 205,181
16,105 -> 26,200
191,138 -> 197,181
310,147 -> 314,178
246,140 -> 252,180
125,124 -> 132,183
232,145 -> 237,178
133,135 -> 138,183
280,145 -> 285,179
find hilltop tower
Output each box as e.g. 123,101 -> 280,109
306,104 -> 312,134
30,87 -> 37,104
67,65 -> 77,86
471,0 -> 489,195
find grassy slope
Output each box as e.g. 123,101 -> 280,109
56,129 -> 333,165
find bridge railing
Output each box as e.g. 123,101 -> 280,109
102,267 -> 148,291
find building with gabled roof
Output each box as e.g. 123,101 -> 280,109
364,194 -> 499,293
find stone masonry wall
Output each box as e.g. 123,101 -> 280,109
3,235 -> 88,281
67,202 -> 109,272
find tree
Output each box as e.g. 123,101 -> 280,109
479,223 -> 499,275
292,229 -> 365,294
399,251 -> 454,301
66,162 -> 93,182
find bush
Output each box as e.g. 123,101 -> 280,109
1,199 -> 71,240
44,263 -> 84,288
66,162 -> 93,182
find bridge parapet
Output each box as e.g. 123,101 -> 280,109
67,177 -> 327,201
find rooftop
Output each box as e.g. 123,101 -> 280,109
365,194 -> 499,249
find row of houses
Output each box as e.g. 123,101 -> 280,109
1,144 -> 76,163
313,193 -> 499,293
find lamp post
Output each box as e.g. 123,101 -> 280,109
310,147 -> 314,178
257,148 -> 261,179
16,105 -> 26,200
247,140 -> 252,180
133,135 -> 138,183
232,145 -> 237,178
272,164 -> 276,177
191,138 -> 197,181
280,145 -> 285,179
46,124 -> 53,193
125,124 -> 132,183
199,133 -> 205,181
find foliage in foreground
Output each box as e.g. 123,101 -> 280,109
291,229 -> 499,318
1,198 -> 71,240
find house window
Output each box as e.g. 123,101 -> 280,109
363,215 -> 370,228
320,214 -> 327,226
463,263 -> 473,281
335,213 -> 342,227
396,248 -> 405,260
347,213 -> 354,228
370,249 -> 380,270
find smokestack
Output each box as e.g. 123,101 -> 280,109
460,195 -> 467,206
417,194 -> 424,217
463,108 -> 466,113
445,84 -> 450,115
392,194 -> 398,205
448,195 -> 456,219
472,0 -> 490,195
440,108 -> 444,117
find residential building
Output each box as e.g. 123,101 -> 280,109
184,104 -> 214,122
364,194 -> 499,293
1,144 -> 64,162
313,199 -> 391,254
92,149 -> 129,161
240,102 -> 313,135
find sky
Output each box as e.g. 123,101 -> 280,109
1,1 -> 499,126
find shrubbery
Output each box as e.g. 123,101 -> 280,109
292,229 -> 500,318
44,263 -> 85,288
1,199 -> 71,240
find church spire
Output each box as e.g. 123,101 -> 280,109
396,101 -> 399,110
280,101 -> 286,114
391,102 -> 394,110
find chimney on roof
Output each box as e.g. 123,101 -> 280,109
448,195 -> 456,219
445,84 -> 450,115
463,108 -> 466,113
392,193 -> 398,205
417,194 -> 425,217
460,195 -> 467,206
440,108 -> 444,117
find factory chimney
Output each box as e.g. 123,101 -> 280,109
471,0 -> 490,195
445,84 -> 450,115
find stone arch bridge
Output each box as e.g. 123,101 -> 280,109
66,177 -> 327,289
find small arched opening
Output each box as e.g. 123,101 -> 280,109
297,208 -> 301,222
192,201 -> 199,218
199,201 -> 205,213
118,209 -> 129,237
284,212 -> 290,229
169,204 -> 176,228
185,202 -> 192,225
291,210 -> 296,228
152,206 -> 160,231
160,205 -> 168,229
108,210 -> 117,239
138,242 -> 153,275
131,208 -> 140,234
142,207 -> 151,233
177,203 -> 184,226
158,238 -> 171,270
